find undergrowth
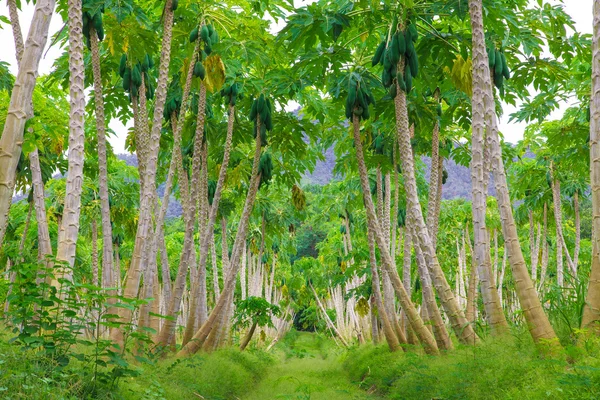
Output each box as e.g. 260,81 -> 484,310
343,331 -> 600,399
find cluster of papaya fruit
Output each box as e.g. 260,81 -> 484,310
249,94 -> 274,146
220,83 -> 241,107
372,17 -> 419,97
344,73 -> 375,121
190,23 -> 219,55
163,76 -> 183,119
488,43 -> 511,96
258,152 -> 273,187
82,0 -> 105,48
119,53 -> 155,101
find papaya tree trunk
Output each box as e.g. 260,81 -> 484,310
89,29 -> 114,290
29,149 -> 52,259
0,0 -> 55,249
468,0 -> 509,334
367,228 -> 401,351
54,0 -> 87,279
583,0 -> 600,330
239,321 -> 258,351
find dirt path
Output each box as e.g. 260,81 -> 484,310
243,332 -> 384,400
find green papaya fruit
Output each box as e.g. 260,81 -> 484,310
405,68 -> 413,93
119,54 -> 127,77
257,94 -> 266,114
200,25 -> 210,42
372,40 -> 386,66
193,62 -> 205,80
190,27 -> 199,42
171,0 -> 178,11
390,35 -> 400,64
122,68 -> 131,90
141,55 -> 149,72
382,69 -> 392,88
495,50 -> 503,75
408,52 -> 419,77
204,43 -> 212,55
92,12 -> 102,34
347,87 -> 357,107
408,23 -> 418,42
501,52 -> 510,79
389,84 -> 397,99
383,48 -> 392,70
357,88 -> 368,110
132,64 -> 142,86
396,32 -> 406,55
488,43 -> 496,69
148,56 -> 154,69
397,74 -> 406,92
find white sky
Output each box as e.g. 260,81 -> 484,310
0,0 -> 592,153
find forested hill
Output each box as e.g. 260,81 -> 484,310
117,149 -> 477,210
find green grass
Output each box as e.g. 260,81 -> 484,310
3,326 -> 600,399
343,333 -> 600,400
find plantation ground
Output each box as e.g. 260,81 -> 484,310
3,328 -> 600,399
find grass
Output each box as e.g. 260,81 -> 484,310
3,326 -> 600,399
343,331 -> 600,399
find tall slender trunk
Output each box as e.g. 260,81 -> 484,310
427,92 -> 441,250
350,112 -> 439,355
92,218 -> 99,286
394,59 -> 478,346
29,149 -> 52,259
410,224 -> 453,350
89,28 -> 114,290
112,1 -> 176,346
0,0 -> 55,248
472,0 -> 558,345
468,0 -> 509,334
54,0 -> 87,279
583,0 -> 600,330
367,228 -> 401,351
539,205 -> 549,290
574,191 -> 581,270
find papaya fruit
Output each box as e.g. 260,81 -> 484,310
408,23 -> 418,42
200,25 -> 210,42
190,27 -> 199,42
92,12 -> 102,34
132,64 -> 142,86
257,94 -> 266,113
119,54 -> 127,77
357,88 -> 368,110
347,86 -> 357,108
382,69 -> 392,88
390,35 -> 400,64
204,43 -> 212,55
389,84 -> 397,99
405,67 -> 413,93
408,53 -> 419,77
488,43 -> 496,69
250,100 -> 258,120
397,74 -> 406,92
193,62 -> 205,80
122,68 -> 131,90
383,48 -> 392,70
171,0 -> 178,11
396,32 -> 406,55
148,55 -> 154,69
372,40 -> 386,66
494,50 -> 503,75
501,52 -> 510,79
97,24 -> 104,41
141,55 -> 149,72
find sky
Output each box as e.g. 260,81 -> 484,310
0,0 -> 593,154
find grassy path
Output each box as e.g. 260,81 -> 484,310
243,332 -> 383,400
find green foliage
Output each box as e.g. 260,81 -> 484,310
234,296 -> 281,330
344,336 -> 600,399
2,260 -> 155,398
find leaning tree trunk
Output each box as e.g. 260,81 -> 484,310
351,112 -> 439,355
0,0 -> 55,248
54,0 -> 87,281
89,28 -> 114,290
468,0 -> 509,334
394,58 -> 478,346
367,228 -> 402,351
178,115 -> 263,356
471,0 -> 559,346
583,0 -> 600,331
